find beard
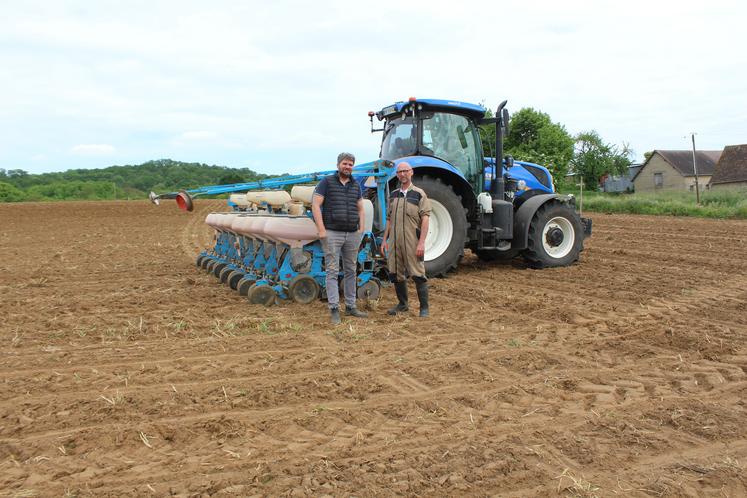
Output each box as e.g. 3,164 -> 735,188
339,170 -> 352,179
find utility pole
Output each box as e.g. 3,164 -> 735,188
690,132 -> 700,205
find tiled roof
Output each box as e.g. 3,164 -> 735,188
710,144 -> 747,184
656,150 -> 722,176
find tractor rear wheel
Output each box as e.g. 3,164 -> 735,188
414,176 -> 467,277
524,201 -> 584,268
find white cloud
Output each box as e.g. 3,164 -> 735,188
70,144 -> 116,156
1,0 -> 746,173
176,131 -> 219,142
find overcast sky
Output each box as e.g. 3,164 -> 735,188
2,0 -> 746,176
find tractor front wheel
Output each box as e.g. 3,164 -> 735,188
524,201 -> 584,268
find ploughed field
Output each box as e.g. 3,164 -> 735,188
2,200 -> 747,497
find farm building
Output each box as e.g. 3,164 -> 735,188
602,163 -> 642,192
708,144 -> 747,191
632,150 -> 722,194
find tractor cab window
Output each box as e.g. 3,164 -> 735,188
421,112 -> 481,182
381,117 -> 416,160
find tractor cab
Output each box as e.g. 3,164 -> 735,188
376,99 -> 486,192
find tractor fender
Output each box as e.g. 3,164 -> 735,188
511,193 -> 565,250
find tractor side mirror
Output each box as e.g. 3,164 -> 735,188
369,111 -> 384,133
504,155 -> 514,169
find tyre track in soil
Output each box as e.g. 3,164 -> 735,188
1,342 -> 569,408
3,202 -> 747,496
178,201 -> 218,261
7,403 -> 746,496
6,364 -> 742,446
453,267 -> 747,329
9,376 -> 747,496
0,319 -> 540,374
4,342 -> 612,438
7,340 -> 745,454
1,374 -> 557,443
11,276 -> 747,436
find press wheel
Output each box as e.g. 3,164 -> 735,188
247,284 -> 276,306
288,275 -> 320,304
356,278 -> 381,300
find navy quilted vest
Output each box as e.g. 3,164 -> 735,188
321,174 -> 361,232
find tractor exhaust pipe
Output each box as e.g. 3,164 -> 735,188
491,100 -> 508,201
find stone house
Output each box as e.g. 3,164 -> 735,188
632,150 -> 721,193
708,144 -> 747,191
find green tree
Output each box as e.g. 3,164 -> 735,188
0,159 -> 275,202
570,130 -> 633,190
219,172 -> 247,185
0,182 -> 27,202
503,108 -> 575,182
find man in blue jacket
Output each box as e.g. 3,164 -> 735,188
311,152 -> 368,325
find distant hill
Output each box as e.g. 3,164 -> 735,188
0,159 -> 278,202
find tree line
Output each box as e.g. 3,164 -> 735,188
1,108 -> 633,202
0,159 -> 274,202
479,107 -> 633,190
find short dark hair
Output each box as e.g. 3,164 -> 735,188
337,152 -> 355,165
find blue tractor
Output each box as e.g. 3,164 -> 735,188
370,98 -> 591,275
151,98 -> 591,294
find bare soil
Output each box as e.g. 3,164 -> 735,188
1,200 -> 747,497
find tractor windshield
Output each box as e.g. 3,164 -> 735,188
421,112 -> 482,183
380,117 -> 416,160
379,111 -> 482,185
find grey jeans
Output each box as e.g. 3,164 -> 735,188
322,230 -> 362,309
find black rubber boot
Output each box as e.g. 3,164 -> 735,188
330,307 -> 341,325
387,280 -> 409,315
345,306 -> 368,318
415,278 -> 429,317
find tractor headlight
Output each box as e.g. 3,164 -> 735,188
517,180 -> 527,190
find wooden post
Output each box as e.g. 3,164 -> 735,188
691,133 -> 700,205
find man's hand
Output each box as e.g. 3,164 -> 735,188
416,241 -> 425,259
380,240 -> 389,256
318,228 -> 327,239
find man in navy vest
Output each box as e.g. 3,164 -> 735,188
312,152 -> 368,325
